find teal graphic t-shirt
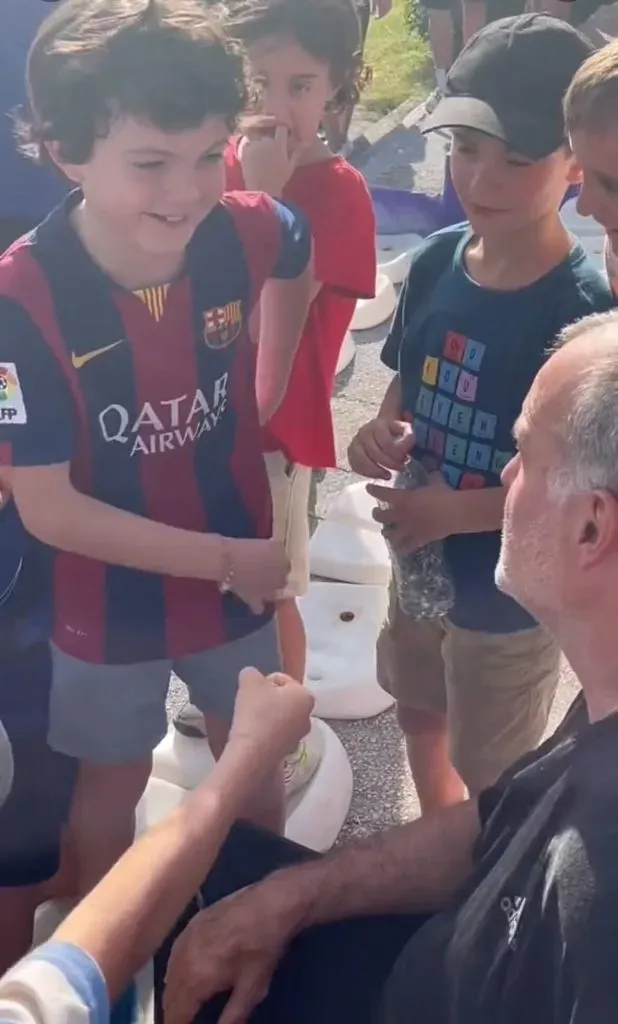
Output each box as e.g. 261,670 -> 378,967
382,224 -> 614,633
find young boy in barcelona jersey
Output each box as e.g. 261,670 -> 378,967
0,0 -> 313,903
175,0 -> 376,793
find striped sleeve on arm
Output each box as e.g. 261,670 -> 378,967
0,941 -> 109,1024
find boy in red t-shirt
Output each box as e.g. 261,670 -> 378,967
220,0 -> 376,787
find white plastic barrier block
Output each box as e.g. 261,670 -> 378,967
351,272 -> 397,331
301,581 -> 393,719
309,517 -> 391,586
336,331 -> 355,376
152,718 -> 351,852
377,233 -> 423,285
325,478 -> 390,533
135,775 -> 189,834
284,719 -> 352,851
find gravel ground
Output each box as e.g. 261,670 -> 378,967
168,79 -> 588,841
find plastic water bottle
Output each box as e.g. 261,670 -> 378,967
384,459 -> 454,619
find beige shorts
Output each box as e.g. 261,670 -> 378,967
264,452 -> 312,599
377,585 -> 561,793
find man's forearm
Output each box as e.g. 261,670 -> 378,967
256,264 -> 312,423
269,800 -> 480,932
13,466 -> 226,582
450,485 -> 505,535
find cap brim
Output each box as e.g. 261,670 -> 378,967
421,95 -> 561,160
422,96 -> 507,143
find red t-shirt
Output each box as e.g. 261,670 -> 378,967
225,138 -> 376,468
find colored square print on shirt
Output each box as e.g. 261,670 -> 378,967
414,332 -> 513,492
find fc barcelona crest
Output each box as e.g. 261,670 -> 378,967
203,301 -> 243,349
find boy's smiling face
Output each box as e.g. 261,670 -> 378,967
50,115 -> 230,259
570,128 -> 618,248
246,35 -> 336,152
450,128 -> 580,237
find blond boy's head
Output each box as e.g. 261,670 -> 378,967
566,41 -> 618,241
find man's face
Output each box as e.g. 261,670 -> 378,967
496,363 -> 573,623
53,115 -> 230,258
571,128 -> 618,251
449,129 -> 578,237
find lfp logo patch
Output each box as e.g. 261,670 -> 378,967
0,366 -> 19,402
0,365 -> 27,424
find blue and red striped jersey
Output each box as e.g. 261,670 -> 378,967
0,190 -> 311,664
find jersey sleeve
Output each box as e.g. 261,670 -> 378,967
269,199 -> 312,280
0,298 -> 76,467
223,192 -> 311,313
0,941 -> 108,1024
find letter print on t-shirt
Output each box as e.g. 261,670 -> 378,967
414,330 -> 512,490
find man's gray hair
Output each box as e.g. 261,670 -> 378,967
549,311 -> 618,501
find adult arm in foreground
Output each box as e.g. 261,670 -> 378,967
164,798 -> 480,1024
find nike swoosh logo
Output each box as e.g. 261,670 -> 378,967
71,340 -> 124,370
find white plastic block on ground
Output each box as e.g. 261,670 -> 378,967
325,478 -> 391,534
301,581 -> 393,719
350,272 -> 397,331
152,718 -> 351,852
376,232 -> 423,284
309,517 -> 391,585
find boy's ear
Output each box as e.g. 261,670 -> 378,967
44,141 -> 83,185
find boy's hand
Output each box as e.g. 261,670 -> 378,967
228,539 -> 290,613
367,477 -> 457,554
239,120 -> 302,196
348,418 -> 413,479
230,667 -> 314,762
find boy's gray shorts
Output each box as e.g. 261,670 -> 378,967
47,619 -> 280,765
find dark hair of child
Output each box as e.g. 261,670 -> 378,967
17,0 -> 248,166
224,0 -> 367,113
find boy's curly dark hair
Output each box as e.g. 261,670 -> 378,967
17,0 -> 248,166
224,0 -> 368,113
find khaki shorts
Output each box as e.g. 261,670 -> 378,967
377,585 -> 561,793
264,452 -> 312,599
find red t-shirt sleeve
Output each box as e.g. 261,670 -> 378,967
225,141 -> 376,301
291,161 -> 376,300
